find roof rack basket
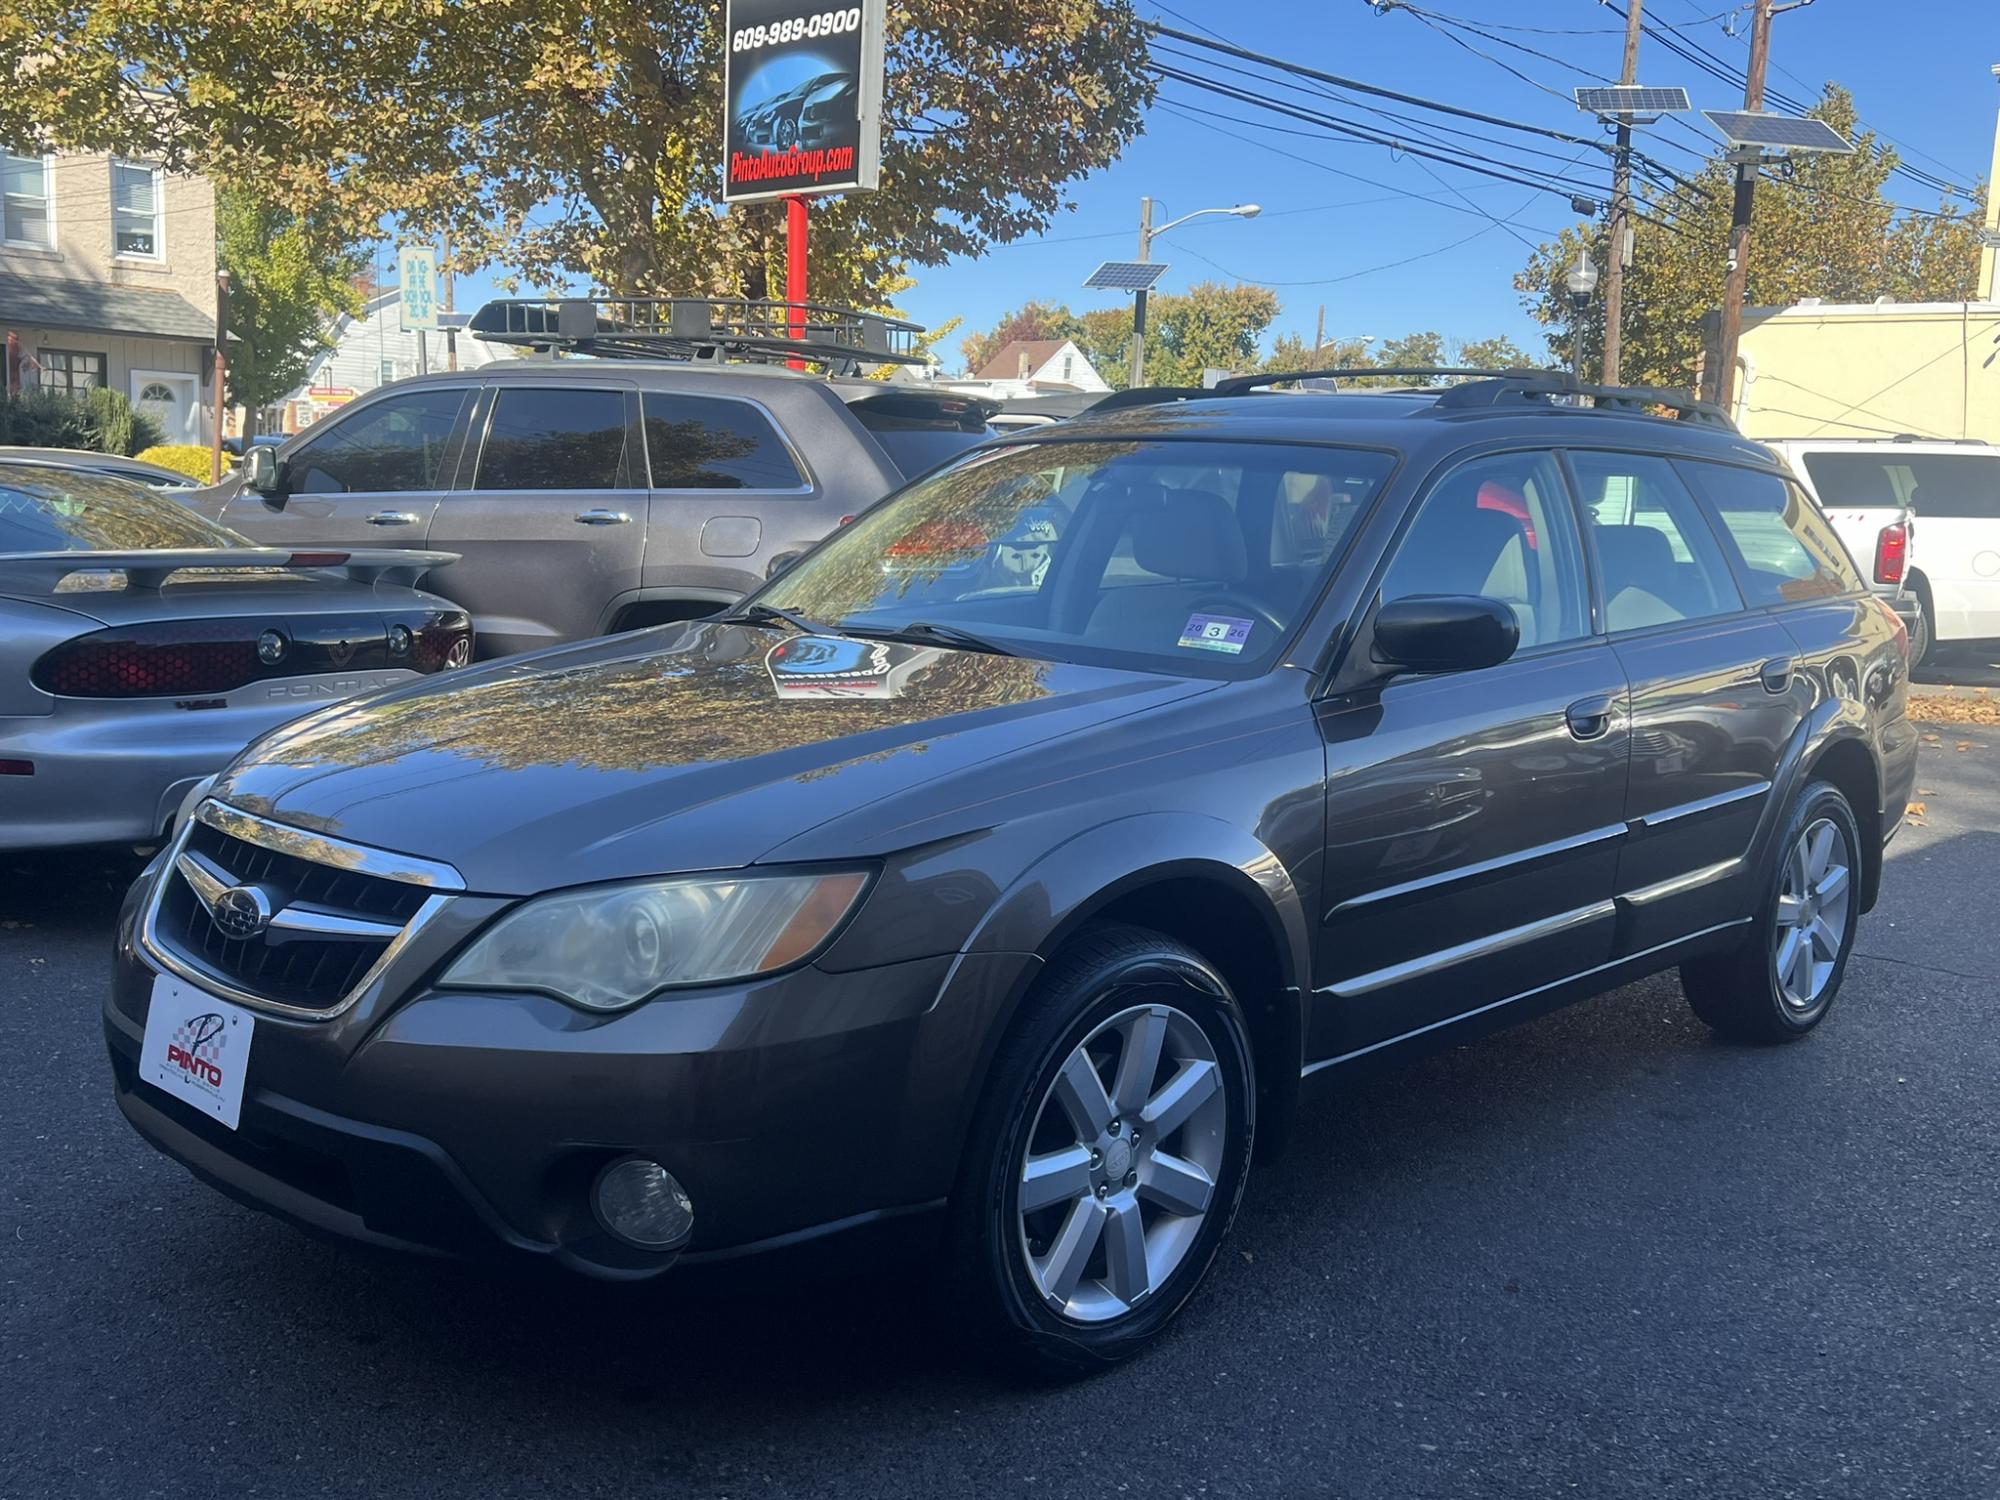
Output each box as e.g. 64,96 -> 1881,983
465,296 -> 928,375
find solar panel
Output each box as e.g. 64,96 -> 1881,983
1084,260 -> 1169,292
1702,110 -> 1853,154
1576,85 -> 1691,114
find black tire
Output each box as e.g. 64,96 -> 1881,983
1680,779 -> 1863,1044
1908,579 -> 1936,669
945,922 -> 1256,1380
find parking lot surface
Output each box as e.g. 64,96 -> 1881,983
4,738 -> 1996,1500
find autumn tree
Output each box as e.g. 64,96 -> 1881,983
217,189 -> 365,435
1454,335 -> 1533,370
1069,282 -> 1282,389
959,301 -> 1086,374
1515,86 -> 1986,389
6,1 -> 1154,309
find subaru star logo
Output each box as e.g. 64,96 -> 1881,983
211,885 -> 274,940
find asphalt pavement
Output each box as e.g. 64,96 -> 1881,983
3,735 -> 1997,1499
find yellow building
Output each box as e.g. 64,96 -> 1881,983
1710,299 -> 2000,443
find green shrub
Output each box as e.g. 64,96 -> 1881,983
0,386 -> 167,454
136,444 -> 228,482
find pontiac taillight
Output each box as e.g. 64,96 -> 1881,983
32,621 -> 261,698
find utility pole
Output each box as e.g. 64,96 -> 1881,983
1712,0 -> 1777,413
1978,64 -> 2000,303
1130,196 -> 1154,388
1313,304 -> 1326,362
210,270 -> 230,484
1601,0 -> 1644,387
441,230 -> 458,372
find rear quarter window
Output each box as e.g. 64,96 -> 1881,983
851,397 -> 994,479
1681,460 -> 1863,604
1799,450 -> 2000,520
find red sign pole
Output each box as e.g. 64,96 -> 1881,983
785,195 -> 810,370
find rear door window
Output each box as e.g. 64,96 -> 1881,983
1680,460 -> 1863,605
473,388 -> 630,490
1567,451 -> 1744,632
643,392 -> 806,489
290,388 -> 469,494
1799,450 -> 2000,520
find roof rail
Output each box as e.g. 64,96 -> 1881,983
1429,371 -> 1737,430
466,296 -> 928,375
1212,366 -> 1512,395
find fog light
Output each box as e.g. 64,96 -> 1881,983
592,1157 -> 694,1250
257,629 -> 287,664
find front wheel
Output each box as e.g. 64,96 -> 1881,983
1681,779 -> 1862,1043
946,924 -> 1256,1379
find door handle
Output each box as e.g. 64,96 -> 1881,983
574,509 -> 632,526
1565,694 -> 1618,741
1759,656 -> 1796,694
365,511 -> 418,526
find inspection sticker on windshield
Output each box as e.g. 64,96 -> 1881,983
1178,613 -> 1253,654
141,974 -> 255,1131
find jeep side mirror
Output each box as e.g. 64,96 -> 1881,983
1373,595 -> 1520,675
243,445 -> 282,497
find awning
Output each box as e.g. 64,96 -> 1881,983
0,271 -> 212,343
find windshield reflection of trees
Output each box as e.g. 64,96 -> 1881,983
252,629 -> 1055,775
772,441 -> 1140,622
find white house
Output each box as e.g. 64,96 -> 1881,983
282,287 -> 505,432
961,338 -> 1109,399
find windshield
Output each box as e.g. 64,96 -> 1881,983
755,437 -> 1399,677
0,467 -> 250,554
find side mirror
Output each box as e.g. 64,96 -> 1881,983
243,445 -> 282,497
1373,595 -> 1520,675
765,550 -> 806,580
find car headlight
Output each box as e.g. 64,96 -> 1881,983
437,870 -> 871,1011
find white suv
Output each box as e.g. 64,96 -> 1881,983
1770,437 -> 1999,664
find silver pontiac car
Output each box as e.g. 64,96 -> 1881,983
0,463 -> 469,850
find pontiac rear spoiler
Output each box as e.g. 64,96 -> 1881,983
0,548 -> 457,596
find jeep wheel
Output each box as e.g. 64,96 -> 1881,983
948,924 -> 1255,1379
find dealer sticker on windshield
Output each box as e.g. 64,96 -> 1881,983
141,974 -> 255,1131
1177,613 -> 1253,655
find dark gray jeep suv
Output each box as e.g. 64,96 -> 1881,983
105,370 -> 1918,1375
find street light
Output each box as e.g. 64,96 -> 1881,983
1131,200 -> 1263,387
1565,252 -> 1599,383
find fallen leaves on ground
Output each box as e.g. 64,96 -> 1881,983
1907,802 -> 1927,817
1907,695 -> 2000,726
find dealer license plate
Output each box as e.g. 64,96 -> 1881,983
140,974 -> 256,1131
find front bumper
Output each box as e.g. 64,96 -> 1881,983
106,876 -> 1037,1278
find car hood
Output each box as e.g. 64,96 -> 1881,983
210,622 -> 1215,894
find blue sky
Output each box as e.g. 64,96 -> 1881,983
449,0 -> 1999,370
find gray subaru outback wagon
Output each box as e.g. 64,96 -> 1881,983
106,368 -> 1918,1376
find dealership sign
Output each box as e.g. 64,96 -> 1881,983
722,0 -> 884,203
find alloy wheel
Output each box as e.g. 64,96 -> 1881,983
1016,1002 -> 1227,1324
1772,816 -> 1853,1012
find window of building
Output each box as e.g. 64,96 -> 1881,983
111,160 -> 163,259
1568,451 -> 1744,632
475,388 -> 629,490
1381,450 -> 1590,650
379,358 -> 398,386
1680,460 -> 1863,605
37,350 -> 106,398
2,151 -> 52,249
643,392 -> 806,490
290,388 -> 470,494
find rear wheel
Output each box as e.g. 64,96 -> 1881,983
1908,581 -> 1935,668
1681,779 -> 1862,1043
947,924 -> 1255,1378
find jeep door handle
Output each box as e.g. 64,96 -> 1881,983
1565,695 -> 1618,741
1759,656 -> 1795,694
365,511 -> 418,526
574,509 -> 632,525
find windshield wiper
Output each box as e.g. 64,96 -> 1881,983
841,620 -> 1019,657
714,601 -> 835,636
